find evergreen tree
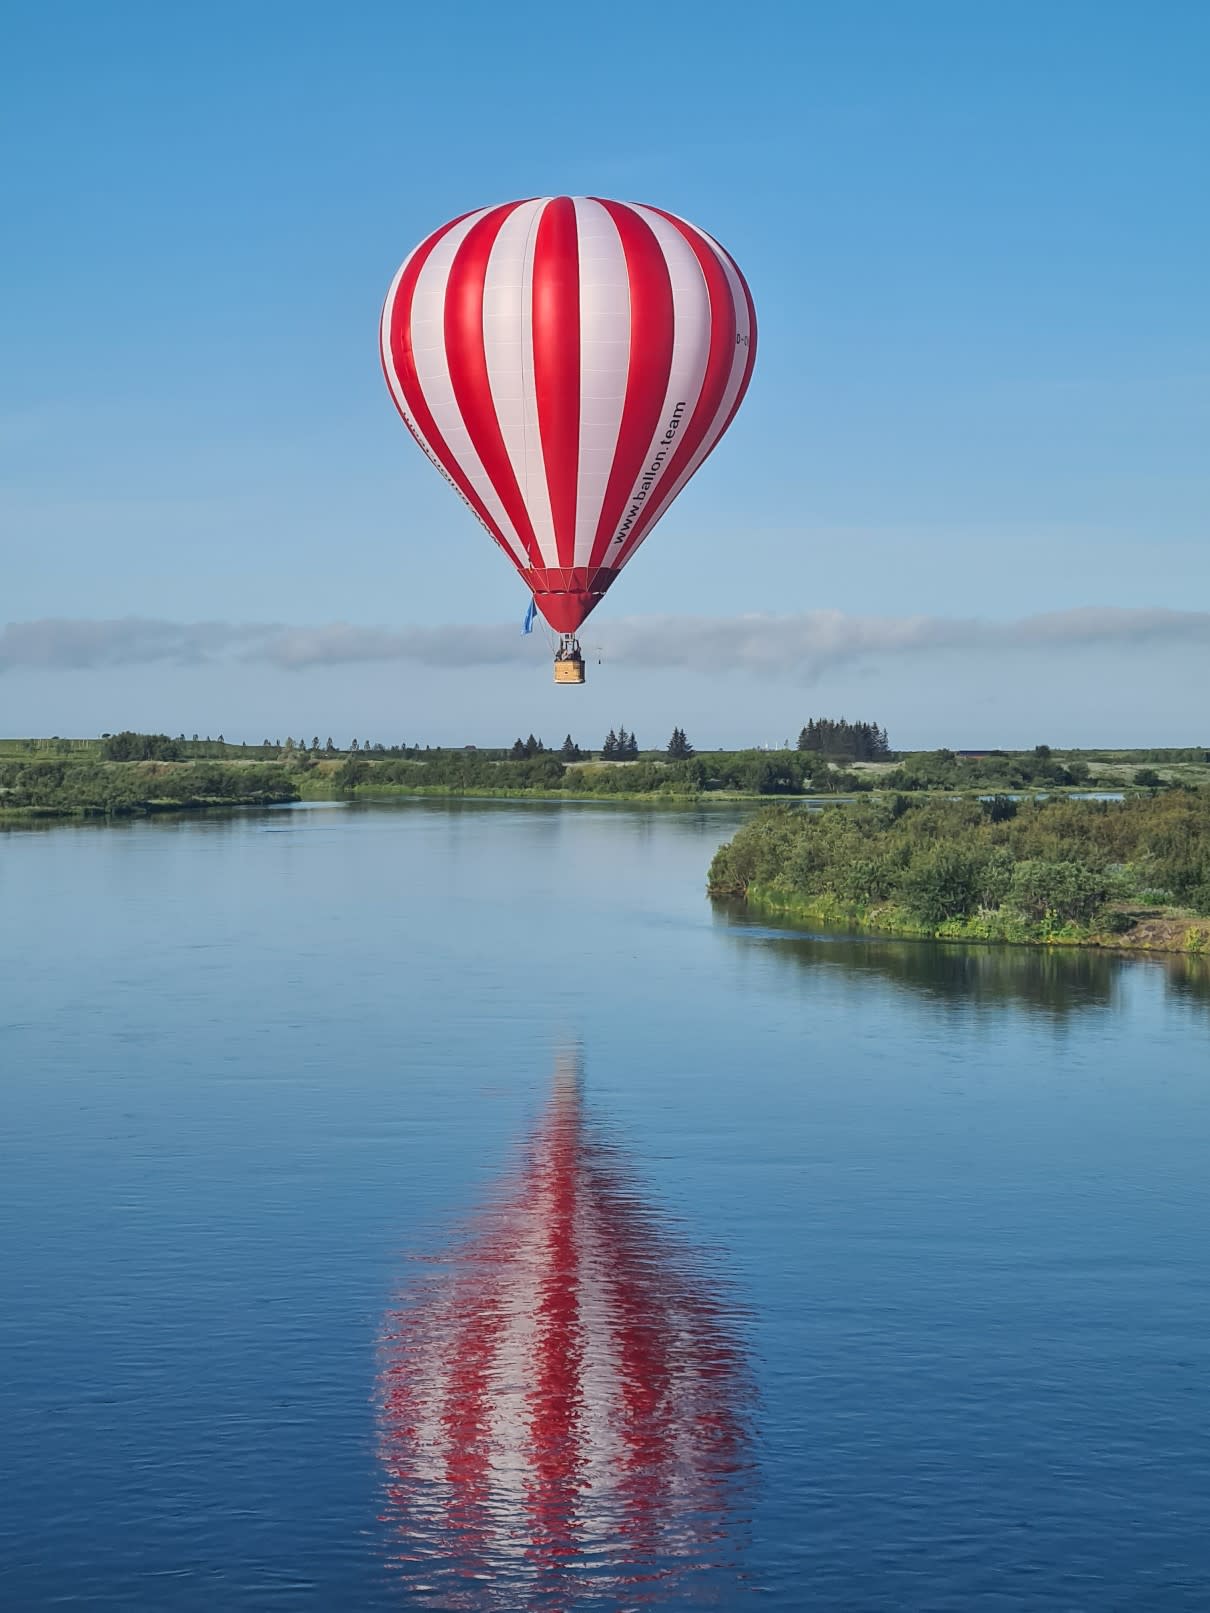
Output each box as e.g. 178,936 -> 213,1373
524,733 -> 541,757
666,727 -> 694,760
325,737 -> 335,753
796,717 -> 890,759
350,738 -> 359,752
312,736 -> 320,752
602,729 -> 618,759
510,737 -> 527,760
560,734 -> 580,761
622,728 -> 639,759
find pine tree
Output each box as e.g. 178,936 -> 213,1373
560,734 -> 579,761
325,737 -> 335,753
666,727 -> 694,760
623,729 -> 639,759
524,733 -> 540,757
510,737 -> 527,760
603,729 -> 618,759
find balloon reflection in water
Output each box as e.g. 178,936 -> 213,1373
379,1053 -> 754,1608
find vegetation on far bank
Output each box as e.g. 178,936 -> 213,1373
708,792 -> 1210,954
3,727 -> 1209,820
0,757 -> 298,818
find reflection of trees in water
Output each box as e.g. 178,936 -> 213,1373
1162,954 -> 1210,1011
718,905 -> 1210,1020
378,1051 -> 754,1610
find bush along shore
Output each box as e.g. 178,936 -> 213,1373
707,793 -> 1210,954
0,758 -> 299,818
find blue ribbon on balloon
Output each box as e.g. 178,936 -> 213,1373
522,598 -> 537,636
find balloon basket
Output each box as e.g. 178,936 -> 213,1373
553,636 -> 585,684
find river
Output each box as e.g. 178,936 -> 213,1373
3,800 -> 1209,1609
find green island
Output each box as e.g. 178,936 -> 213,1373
708,792 -> 1210,955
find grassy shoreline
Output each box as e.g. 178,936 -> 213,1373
0,791 -> 299,823
0,774 -> 1185,819
324,781 -> 787,805
740,883 -> 1210,956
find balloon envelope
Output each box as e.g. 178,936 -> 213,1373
381,197 -> 756,632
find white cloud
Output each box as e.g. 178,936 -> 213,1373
2,607 -> 1208,679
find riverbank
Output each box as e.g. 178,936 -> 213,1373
708,794 -> 1210,957
739,884 -> 1210,955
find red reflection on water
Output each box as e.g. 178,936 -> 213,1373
379,1053 -> 753,1609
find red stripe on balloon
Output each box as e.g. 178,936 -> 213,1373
531,197 -> 581,571
586,200 -> 675,571
613,207 -> 738,564
381,212 -> 523,574
443,202 -> 543,569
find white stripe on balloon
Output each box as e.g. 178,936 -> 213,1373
572,197 -> 632,569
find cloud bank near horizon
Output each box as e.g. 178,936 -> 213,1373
2,608 -> 1208,680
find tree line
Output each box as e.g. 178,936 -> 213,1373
21,730 -> 1204,771
882,747 -> 1092,791
0,758 -> 298,816
797,718 -> 891,761
331,746 -> 871,797
99,732 -> 428,763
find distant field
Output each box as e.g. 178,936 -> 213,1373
0,738 -> 102,757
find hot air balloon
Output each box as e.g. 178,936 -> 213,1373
380,197 -> 757,682
379,1051 -> 754,1609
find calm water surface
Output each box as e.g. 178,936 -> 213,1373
2,800 -> 1209,1610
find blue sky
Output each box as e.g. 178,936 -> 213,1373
2,1 -> 1207,746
